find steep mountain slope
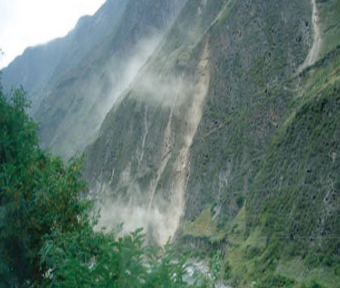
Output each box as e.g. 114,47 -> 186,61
1,0 -> 128,113
2,0 -> 340,286
33,0 -> 186,159
242,47 -> 340,287
85,0 -> 228,244
87,0 -> 311,240
1,0 -> 186,159
85,0 -> 340,286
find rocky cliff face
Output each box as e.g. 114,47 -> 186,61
87,0 -> 312,242
34,0 -> 186,159
3,0 -> 340,286
86,0 -> 340,285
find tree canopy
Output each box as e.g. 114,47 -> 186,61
0,82 -> 208,288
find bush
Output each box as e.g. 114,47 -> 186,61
0,83 -> 205,287
236,194 -> 244,207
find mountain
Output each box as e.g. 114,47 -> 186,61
87,0 -> 313,242
3,0 -> 186,159
85,0 -> 340,286
1,0 -> 128,113
2,0 -> 340,286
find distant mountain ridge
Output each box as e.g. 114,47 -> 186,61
1,0 -> 128,112
2,0 -> 187,158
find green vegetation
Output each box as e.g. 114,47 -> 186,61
0,82 -> 209,287
177,43 -> 340,288
207,47 -> 340,288
184,209 -> 219,239
175,0 -> 340,286
4,0 -> 340,286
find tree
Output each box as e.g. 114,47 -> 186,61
0,83 -> 90,286
0,82 -> 206,288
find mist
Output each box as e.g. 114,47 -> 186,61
96,32 -> 166,125
46,31 -> 166,160
92,42 -> 211,245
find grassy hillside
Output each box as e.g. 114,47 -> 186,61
208,45 -> 340,288
177,1 -> 340,286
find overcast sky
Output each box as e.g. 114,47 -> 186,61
0,0 -> 106,69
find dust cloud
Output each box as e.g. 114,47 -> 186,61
98,32 -> 165,122
94,42 -> 211,245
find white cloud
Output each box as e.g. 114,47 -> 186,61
0,0 -> 106,68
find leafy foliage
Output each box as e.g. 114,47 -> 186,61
0,84 -> 90,286
39,228 -> 196,288
0,82 -> 204,287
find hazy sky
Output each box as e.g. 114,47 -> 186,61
0,0 -> 106,68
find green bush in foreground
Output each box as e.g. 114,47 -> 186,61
0,83 -> 206,288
